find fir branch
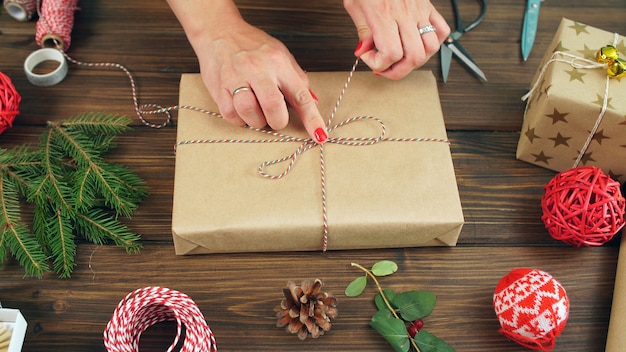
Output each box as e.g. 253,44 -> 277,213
57,113 -> 132,135
0,113 -> 147,278
30,128 -> 74,211
45,207 -> 76,279
0,146 -> 42,195
0,176 -> 49,278
74,209 -> 141,252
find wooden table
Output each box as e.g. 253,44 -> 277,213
1,1 -> 624,351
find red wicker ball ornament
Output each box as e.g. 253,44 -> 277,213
493,268 -> 569,351
0,72 -> 21,135
541,166 -> 626,247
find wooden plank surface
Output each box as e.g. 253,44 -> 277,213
0,0 -> 625,351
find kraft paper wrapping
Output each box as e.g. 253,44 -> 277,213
516,18 -> 626,182
172,70 -> 464,254
607,234 -> 626,352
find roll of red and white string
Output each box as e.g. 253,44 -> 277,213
3,0 -> 38,21
35,0 -> 79,51
104,286 -> 217,352
0,72 -> 21,135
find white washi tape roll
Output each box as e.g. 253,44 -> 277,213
4,2 -> 28,21
23,48 -> 68,87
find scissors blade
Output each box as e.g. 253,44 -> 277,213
440,43 -> 453,83
521,0 -> 542,61
447,40 -> 487,82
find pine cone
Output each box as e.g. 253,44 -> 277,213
275,279 -> 338,340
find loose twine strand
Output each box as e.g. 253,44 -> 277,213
103,286 -> 217,352
521,33 -> 620,168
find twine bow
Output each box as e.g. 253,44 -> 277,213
522,32 -> 621,168
176,59 -> 450,251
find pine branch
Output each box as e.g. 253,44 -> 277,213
74,209 -> 141,252
0,146 -> 42,195
0,175 -> 49,278
45,207 -> 76,279
58,112 -> 132,136
0,113 -> 147,278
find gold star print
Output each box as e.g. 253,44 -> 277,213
620,115 -> 626,125
565,68 -> 586,82
553,41 -> 569,53
590,129 -> 610,144
592,94 -> 614,110
534,81 -> 553,105
545,108 -> 569,124
578,44 -> 597,59
525,127 -> 540,143
609,170 -> 623,182
568,22 -> 589,36
549,132 -> 571,147
532,151 -> 552,164
577,151 -> 596,165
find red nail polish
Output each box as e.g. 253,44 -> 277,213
314,128 -> 328,143
309,89 -> 318,103
354,41 -> 363,55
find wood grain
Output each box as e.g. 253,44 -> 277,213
0,0 -> 624,351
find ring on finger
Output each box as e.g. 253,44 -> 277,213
418,25 -> 436,35
232,86 -> 251,97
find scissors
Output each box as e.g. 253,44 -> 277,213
440,0 -> 488,83
521,0 -> 543,60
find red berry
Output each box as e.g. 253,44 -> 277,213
407,324 -> 419,338
413,319 -> 424,331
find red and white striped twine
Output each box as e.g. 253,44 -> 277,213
103,286 -> 217,352
36,0 -> 79,51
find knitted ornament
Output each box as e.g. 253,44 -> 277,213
493,268 -> 569,351
541,166 -> 626,247
0,72 -> 21,135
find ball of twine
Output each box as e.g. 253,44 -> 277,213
541,166 -> 626,247
493,268 -> 569,351
0,72 -> 21,135
103,286 -> 217,352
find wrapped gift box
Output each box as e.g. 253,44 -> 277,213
0,308 -> 27,352
607,234 -> 626,352
172,70 -> 464,254
516,18 -> 626,182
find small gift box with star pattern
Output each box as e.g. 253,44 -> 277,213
516,18 -> 626,182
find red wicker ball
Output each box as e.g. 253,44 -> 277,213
493,268 -> 569,351
0,72 -> 21,135
541,166 -> 626,247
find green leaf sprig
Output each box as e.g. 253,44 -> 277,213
0,113 -> 148,278
346,261 -> 455,352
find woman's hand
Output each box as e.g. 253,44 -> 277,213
168,0 -> 328,143
344,0 -> 450,79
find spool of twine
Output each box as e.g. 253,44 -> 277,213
103,286 -> 218,352
3,0 -> 38,21
35,0 -> 79,51
0,72 -> 21,135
